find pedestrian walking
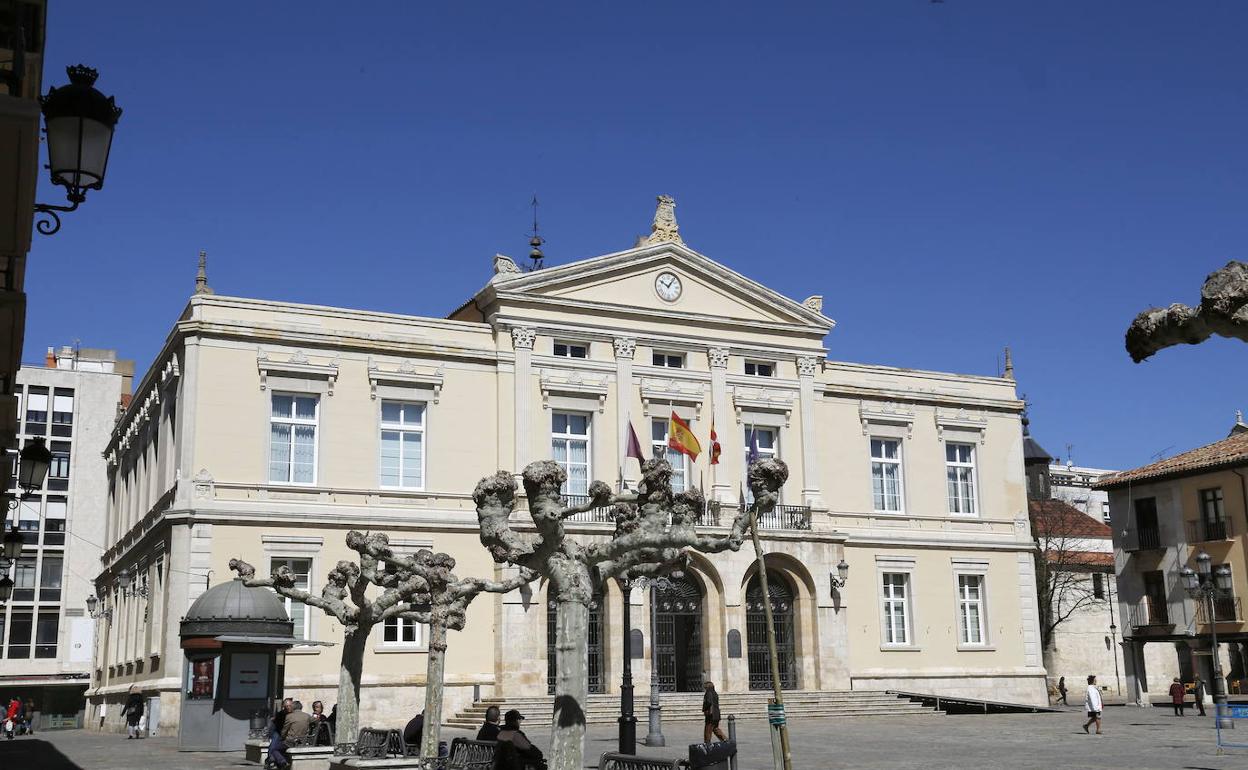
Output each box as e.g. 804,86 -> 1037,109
1057,676 -> 1068,706
702,681 -> 727,743
123,687 -> 145,739
4,697 -> 19,739
1193,676 -> 1207,717
1082,675 -> 1103,735
1168,677 -> 1186,716
22,699 -> 34,734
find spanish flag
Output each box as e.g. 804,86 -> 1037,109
709,422 -> 722,465
668,411 -> 702,461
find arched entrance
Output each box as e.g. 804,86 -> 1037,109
746,570 -> 797,690
548,584 -> 605,694
653,574 -> 704,692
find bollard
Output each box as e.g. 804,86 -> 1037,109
727,715 -> 738,770
473,684 -> 481,704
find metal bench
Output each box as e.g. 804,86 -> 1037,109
354,727 -> 403,758
599,752 -> 685,770
445,737 -> 497,769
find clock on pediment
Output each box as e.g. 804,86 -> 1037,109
655,271 -> 683,302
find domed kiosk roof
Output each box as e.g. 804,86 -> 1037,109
180,578 -> 295,641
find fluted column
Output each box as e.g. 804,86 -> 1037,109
614,337 -> 637,488
796,356 -> 823,507
512,327 -> 537,474
708,347 -> 731,503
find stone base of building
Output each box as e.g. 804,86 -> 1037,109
850,673 -> 1050,706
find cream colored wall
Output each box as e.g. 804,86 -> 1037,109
1176,470 -> 1248,604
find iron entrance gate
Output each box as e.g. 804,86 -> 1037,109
548,588 -> 605,694
746,571 -> 797,690
653,574 -> 703,692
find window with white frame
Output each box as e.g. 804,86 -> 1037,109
652,352 -> 685,368
870,438 -> 903,513
945,443 -> 977,515
881,572 -> 911,645
269,394 -> 318,484
551,412 -> 591,496
553,341 -> 588,359
744,360 -> 774,377
956,574 -> 986,645
651,419 -> 688,492
383,616 -> 424,647
270,557 -> 312,641
379,401 -> 425,489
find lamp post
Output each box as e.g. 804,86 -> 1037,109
34,65 -> 123,235
643,575 -> 673,747
615,576 -> 639,754
17,438 -> 52,494
1181,551 -> 1235,727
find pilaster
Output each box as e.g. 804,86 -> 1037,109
796,355 -> 823,507
708,347 -> 731,503
614,337 -> 636,487
511,327 -> 536,474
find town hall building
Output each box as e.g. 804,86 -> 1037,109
86,198 -> 1048,733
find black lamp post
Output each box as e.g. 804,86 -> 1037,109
34,65 -> 123,235
616,576 -> 638,754
17,438 -> 52,493
1181,551 -> 1235,727
0,576 -> 13,603
1,526 -> 22,564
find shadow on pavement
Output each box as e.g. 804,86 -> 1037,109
0,737 -> 84,769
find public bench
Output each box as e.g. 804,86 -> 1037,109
444,738 -> 496,769
598,752 -> 685,770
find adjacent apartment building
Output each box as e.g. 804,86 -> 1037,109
1096,420 -> 1248,705
87,199 -> 1049,734
0,345 -> 131,727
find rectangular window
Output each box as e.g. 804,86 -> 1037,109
651,419 -> 688,492
870,438 -> 903,513
1101,501 -> 1111,524
881,573 -> 910,645
6,612 -> 32,659
1134,498 -> 1159,549
1200,488 -> 1227,539
553,341 -> 588,359
382,616 -> 423,646
652,352 -> 685,368
39,556 -> 63,602
744,361 -> 774,377
743,425 -> 778,503
44,498 -> 66,546
945,443 -> 977,515
35,611 -> 58,658
957,574 -> 985,645
13,557 -> 36,602
551,412 -> 591,496
1092,572 -> 1105,599
51,389 -> 74,437
17,499 -> 39,545
379,401 -> 425,489
48,440 -> 71,491
270,558 -> 312,641
269,394 -> 318,484
24,389 -> 48,435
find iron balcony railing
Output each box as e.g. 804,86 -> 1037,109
708,502 -> 813,531
559,496 -> 728,527
1123,526 -> 1163,552
1185,518 -> 1234,543
1129,596 -> 1171,628
1196,596 -> 1243,624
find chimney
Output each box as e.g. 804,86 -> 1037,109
45,347 -> 55,368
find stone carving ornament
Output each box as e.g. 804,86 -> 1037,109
511,326 -> 537,350
643,194 -> 685,245
796,356 -> 821,377
613,337 -> 637,360
707,347 -> 730,369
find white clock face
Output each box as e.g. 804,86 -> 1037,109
655,272 -> 682,302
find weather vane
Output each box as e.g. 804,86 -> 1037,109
528,193 -> 545,271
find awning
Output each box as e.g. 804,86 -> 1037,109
213,635 -> 336,647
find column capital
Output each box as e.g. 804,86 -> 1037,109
510,326 -> 537,350
613,337 -> 637,360
796,355 -> 821,378
707,347 -> 730,369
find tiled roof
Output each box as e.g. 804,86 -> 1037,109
1093,431 -> 1248,489
1041,550 -> 1114,569
1029,499 -> 1112,538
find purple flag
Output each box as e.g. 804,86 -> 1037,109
747,428 -> 761,465
625,422 -> 646,465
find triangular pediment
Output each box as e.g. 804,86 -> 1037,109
484,242 -> 832,331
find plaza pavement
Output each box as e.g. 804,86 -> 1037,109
1,708 -> 1244,769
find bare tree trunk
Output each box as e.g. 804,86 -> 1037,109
421,622 -> 448,759
751,514 -> 793,770
551,597 -> 589,770
336,626 -> 368,745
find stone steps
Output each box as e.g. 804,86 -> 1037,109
445,690 -> 942,728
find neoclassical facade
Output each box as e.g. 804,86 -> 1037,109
87,201 -> 1047,734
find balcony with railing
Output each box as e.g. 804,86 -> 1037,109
1185,518 -> 1234,543
707,502 -> 813,531
561,495 -> 617,524
1123,525 -> 1163,552
1128,596 -> 1171,628
1195,596 -> 1243,625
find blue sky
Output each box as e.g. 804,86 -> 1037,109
25,1 -> 1248,470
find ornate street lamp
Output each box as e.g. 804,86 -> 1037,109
0,576 -> 13,603
117,568 -> 132,591
34,65 -> 123,235
643,575 -> 673,747
829,559 -> 849,592
85,594 -> 97,614
17,438 -> 52,493
615,576 -> 642,754
1181,552 -> 1235,727
1,526 -> 23,564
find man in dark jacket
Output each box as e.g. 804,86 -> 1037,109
402,710 -> 425,749
123,688 -> 145,739
702,681 -> 727,743
476,705 -> 501,741
496,710 -> 546,770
